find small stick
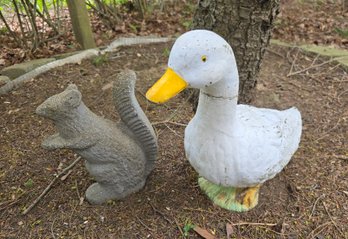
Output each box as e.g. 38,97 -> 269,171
287,48 -> 300,76
287,57 -> 343,77
322,201 -> 346,238
172,216 -> 184,237
152,121 -> 187,127
164,124 -> 182,138
51,217 -> 57,239
183,207 -> 217,215
136,216 -> 155,231
22,156 -> 82,215
310,194 -> 325,218
266,48 -> 285,59
306,221 -> 331,239
148,202 -> 172,224
228,222 -> 277,227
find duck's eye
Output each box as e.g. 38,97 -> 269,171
201,55 -> 207,62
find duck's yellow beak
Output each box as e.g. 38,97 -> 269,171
146,68 -> 188,104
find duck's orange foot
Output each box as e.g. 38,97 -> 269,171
198,177 -> 260,212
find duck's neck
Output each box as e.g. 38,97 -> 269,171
195,71 -> 239,128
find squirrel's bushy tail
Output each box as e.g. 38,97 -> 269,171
113,70 -> 157,176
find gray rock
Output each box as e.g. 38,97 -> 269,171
36,70 -> 157,204
1,58 -> 56,79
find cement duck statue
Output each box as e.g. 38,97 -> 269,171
146,30 -> 302,212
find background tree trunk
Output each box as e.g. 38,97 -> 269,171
67,0 -> 96,49
192,0 -> 280,103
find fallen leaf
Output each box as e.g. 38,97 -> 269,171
193,226 -> 217,239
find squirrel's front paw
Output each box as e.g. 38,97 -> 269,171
42,134 -> 65,150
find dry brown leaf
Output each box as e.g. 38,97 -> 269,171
193,226 -> 217,239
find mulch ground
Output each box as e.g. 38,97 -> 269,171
1,0 -> 348,238
0,41 -> 347,238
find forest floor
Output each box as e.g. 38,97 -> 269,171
1,1 -> 348,239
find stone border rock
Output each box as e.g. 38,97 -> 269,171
0,37 -> 173,95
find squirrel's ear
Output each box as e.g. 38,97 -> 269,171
66,84 -> 78,91
64,89 -> 82,108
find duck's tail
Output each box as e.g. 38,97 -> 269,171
282,107 -> 302,160
113,70 -> 158,176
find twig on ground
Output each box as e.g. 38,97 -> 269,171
310,54 -> 320,67
51,217 -> 57,239
310,194 -> 325,218
227,222 -> 277,227
315,118 -> 341,142
172,216 -> 185,237
0,190 -> 29,212
74,179 -> 84,205
164,123 -> 182,138
183,207 -> 217,215
226,221 -> 285,236
136,216 -> 155,231
266,48 -> 285,58
306,221 -> 331,239
152,121 -> 187,127
287,57 -> 343,77
21,156 -> 82,215
148,202 -> 172,224
287,48 -> 300,76
322,201 -> 346,239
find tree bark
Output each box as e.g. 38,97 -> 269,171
66,0 -> 96,49
193,0 -> 280,103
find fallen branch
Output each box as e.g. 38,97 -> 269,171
287,57 -> 343,77
0,37 -> 173,95
228,222 -> 277,227
22,156 -> 82,215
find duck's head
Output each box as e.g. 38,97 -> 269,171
146,30 -> 237,103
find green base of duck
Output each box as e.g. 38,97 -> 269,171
198,177 -> 260,212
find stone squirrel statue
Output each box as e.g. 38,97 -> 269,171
36,70 -> 157,204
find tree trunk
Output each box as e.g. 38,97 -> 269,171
67,0 -> 96,49
192,0 -> 280,103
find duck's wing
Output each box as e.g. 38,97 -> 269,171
235,105 -> 302,184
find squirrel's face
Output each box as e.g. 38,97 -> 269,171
36,84 -> 82,120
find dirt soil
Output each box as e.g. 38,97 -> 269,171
1,39 -> 347,238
